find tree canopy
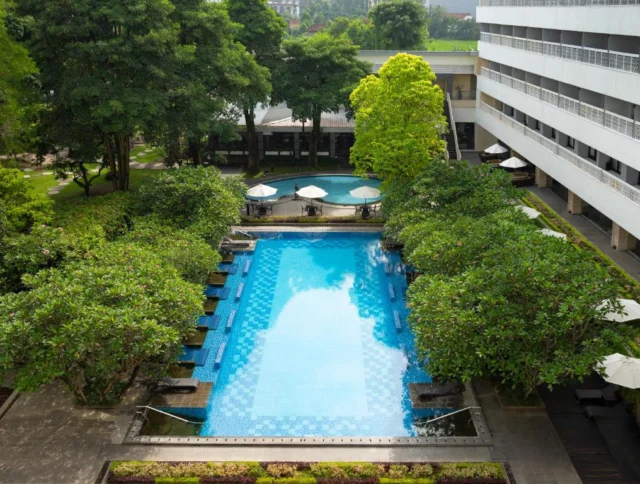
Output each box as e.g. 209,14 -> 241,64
275,33 -> 370,166
350,53 -> 446,186
0,166 -> 52,233
369,0 -> 428,50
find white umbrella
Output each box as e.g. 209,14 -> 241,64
539,228 -> 567,240
296,185 -> 328,199
484,143 -> 508,155
500,157 -> 528,169
516,205 -> 541,219
350,186 -> 381,200
596,353 -> 640,389
598,298 -> 640,323
247,184 -> 277,198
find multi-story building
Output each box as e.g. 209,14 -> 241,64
474,0 -> 640,254
268,0 -> 300,17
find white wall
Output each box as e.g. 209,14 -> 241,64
476,109 -> 640,239
479,42 -> 640,106
477,6 -> 640,37
452,107 -> 476,122
478,77 -> 640,171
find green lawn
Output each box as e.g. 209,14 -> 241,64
54,170 -> 163,202
428,39 -> 478,52
24,172 -> 59,196
130,145 -> 166,164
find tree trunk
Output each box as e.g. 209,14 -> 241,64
114,133 -> 131,191
189,140 -> 203,166
105,135 -> 118,192
244,108 -> 260,175
309,110 -> 322,167
167,130 -> 181,167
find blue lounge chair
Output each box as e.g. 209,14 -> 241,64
179,347 -> 210,367
196,315 -> 220,330
204,286 -> 230,300
218,264 -> 238,275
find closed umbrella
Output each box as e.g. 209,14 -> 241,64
539,228 -> 567,240
516,205 -> 541,219
296,185 -> 328,199
247,184 -> 277,198
596,353 -> 640,389
598,298 -> 640,323
350,186 -> 381,206
500,157 -> 528,169
484,143 -> 508,155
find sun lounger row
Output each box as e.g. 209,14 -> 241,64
418,382 -> 463,402
204,286 -> 230,300
179,347 -> 210,367
575,384 -> 620,404
156,376 -> 199,393
197,315 -> 220,331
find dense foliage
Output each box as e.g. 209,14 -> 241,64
0,166 -> 52,233
369,0 -> 428,50
427,7 -> 480,42
274,33 -> 370,166
386,161 -> 630,397
350,54 -> 446,186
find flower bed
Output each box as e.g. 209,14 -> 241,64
107,462 -> 507,484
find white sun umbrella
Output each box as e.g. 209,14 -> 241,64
539,228 -> 567,240
516,205 -> 541,219
296,185 -> 328,199
484,143 -> 508,155
598,298 -> 640,323
596,353 -> 640,389
246,184 -> 277,198
350,186 -> 381,206
500,157 -> 528,169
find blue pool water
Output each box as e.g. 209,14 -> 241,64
192,232 -> 435,437
248,175 -> 383,205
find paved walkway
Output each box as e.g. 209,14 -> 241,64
528,187 -> 640,282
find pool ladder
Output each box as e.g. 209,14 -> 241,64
136,405 -> 202,425
422,406 -> 480,425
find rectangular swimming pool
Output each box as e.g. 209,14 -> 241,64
192,232 -> 437,437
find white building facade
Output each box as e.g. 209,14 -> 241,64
474,0 -> 640,251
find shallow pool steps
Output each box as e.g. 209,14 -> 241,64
388,283 -> 396,301
394,310 -> 403,332
226,309 -> 236,333
214,343 -> 226,369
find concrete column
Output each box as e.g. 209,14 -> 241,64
612,222 -> 637,251
621,163 -> 640,185
294,132 -> 300,160
567,191 -> 584,214
535,167 -> 552,188
329,133 -> 337,158
595,151 -> 609,170
257,132 -> 264,161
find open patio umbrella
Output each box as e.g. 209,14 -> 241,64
484,143 -> 508,155
598,298 -> 640,323
500,157 -> 528,169
539,228 -> 567,240
516,205 -> 541,219
246,184 -> 277,198
596,353 -> 640,389
350,186 -> 381,206
296,185 -> 328,199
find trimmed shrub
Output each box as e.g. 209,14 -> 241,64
380,479 -> 435,484
156,478 -> 200,484
388,465 -> 410,479
108,476 -> 155,484
200,478 -> 257,484
436,479 -> 506,484
410,465 -> 434,479
316,479 -> 378,484
266,464 -> 298,478
256,478 -> 316,484
437,464 -> 504,480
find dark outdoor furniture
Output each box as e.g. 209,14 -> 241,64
584,405 -> 620,419
575,384 -> 620,404
418,382 -> 464,402
355,205 -> 377,219
302,204 -> 322,216
196,315 -> 220,330
156,377 -> 199,393
178,347 -> 210,367
204,286 -> 230,300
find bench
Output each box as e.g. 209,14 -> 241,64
204,286 -> 230,300
214,343 -> 226,370
243,260 -> 251,276
226,309 -> 236,333
196,315 -> 220,331
235,282 -> 244,302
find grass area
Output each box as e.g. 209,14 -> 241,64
53,170 -> 163,202
130,145 -> 166,164
428,38 -> 478,51
24,172 -> 59,196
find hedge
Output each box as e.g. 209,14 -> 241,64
107,462 -> 506,484
241,216 -> 384,224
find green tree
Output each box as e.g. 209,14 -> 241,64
0,243 -> 203,404
369,0 -> 428,50
21,0 -> 179,191
226,0 -> 286,174
275,33 -> 370,166
350,54 -> 446,185
325,17 -> 374,48
0,166 -> 52,233
0,0 -> 39,156
426,6 -> 451,39
135,166 -> 245,243
408,235 -> 629,397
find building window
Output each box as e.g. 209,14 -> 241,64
588,147 -> 597,160
508,106 -> 515,116
534,120 -> 540,131
606,157 -> 621,174
566,136 -> 575,149
551,128 -> 557,139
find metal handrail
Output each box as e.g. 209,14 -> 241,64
446,92 -> 462,160
136,406 -> 202,425
422,406 -> 480,425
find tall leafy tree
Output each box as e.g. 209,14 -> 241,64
275,33 -> 370,166
0,166 -> 52,233
369,0 -> 428,50
226,0 -> 286,174
21,0 -> 179,191
350,53 -> 446,186
0,0 -> 38,156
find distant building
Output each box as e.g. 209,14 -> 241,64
368,0 -> 429,9
268,0 -> 299,17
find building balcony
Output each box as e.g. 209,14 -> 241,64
477,101 -> 640,237
479,67 -> 640,166
479,0 -> 638,7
